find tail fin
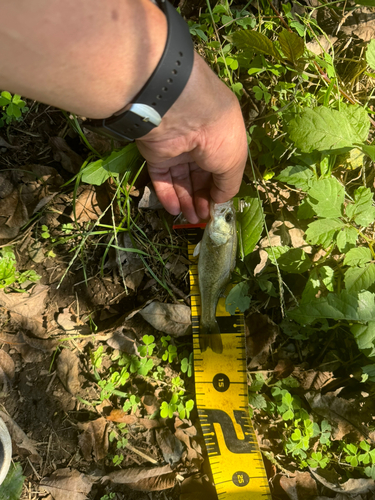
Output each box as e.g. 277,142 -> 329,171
199,320 -> 223,354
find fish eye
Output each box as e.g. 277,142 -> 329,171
225,213 -> 232,223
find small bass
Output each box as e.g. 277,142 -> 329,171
194,200 -> 237,354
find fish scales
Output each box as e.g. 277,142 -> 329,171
196,200 -> 237,354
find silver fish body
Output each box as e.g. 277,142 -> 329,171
196,200 -> 237,353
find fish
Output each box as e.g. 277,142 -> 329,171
194,200 -> 237,354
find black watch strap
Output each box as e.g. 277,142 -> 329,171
85,0 -> 194,142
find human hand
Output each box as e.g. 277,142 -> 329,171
136,53 -> 248,224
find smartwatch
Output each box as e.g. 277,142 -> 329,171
85,0 -> 194,142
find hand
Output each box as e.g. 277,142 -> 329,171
136,53 -> 248,223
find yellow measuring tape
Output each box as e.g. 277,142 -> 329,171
187,229 -> 271,499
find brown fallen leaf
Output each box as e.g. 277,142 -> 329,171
0,331 -> 58,363
41,468 -> 96,500
293,368 -> 334,392
280,471 -> 318,500
305,392 -> 373,442
0,410 -> 40,462
104,464 -> 176,491
49,136 -> 83,174
138,184 -> 164,210
0,349 -> 15,394
73,186 -> 102,223
0,173 -> 13,198
180,473 -> 217,500
106,328 -> 139,356
56,349 -> 81,396
273,358 -> 295,380
0,283 -> 49,338
140,301 -> 191,337
311,468 -> 375,495
56,308 -> 91,335
155,428 -> 184,466
106,409 -> 162,429
174,425 -> 203,468
78,417 -> 108,461
141,395 -> 160,415
246,312 -> 279,368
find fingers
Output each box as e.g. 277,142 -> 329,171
147,166 -> 181,216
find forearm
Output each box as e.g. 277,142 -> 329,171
0,0 -> 167,118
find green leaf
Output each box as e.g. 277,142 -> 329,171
305,219 -> 344,248
362,144 -> 375,162
362,364 -> 375,381
297,198 -> 316,219
0,463 -> 25,500
341,104 -> 370,143
266,247 -> 311,273
237,194 -> 264,258
6,102 -> 21,118
225,282 -> 251,314
278,29 -> 305,63
81,143 -> 142,185
345,263 -> 375,293
249,393 -> 267,410
345,186 -> 375,227
288,290 -> 375,324
336,226 -> 358,253
358,0 -> 375,7
320,266 -> 335,292
307,178 -> 344,218
301,269 -> 320,303
231,30 -> 280,59
287,106 -> 369,153
344,247 -> 372,267
276,165 -> 314,191
366,39 -> 375,70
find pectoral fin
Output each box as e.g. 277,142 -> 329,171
193,241 -> 201,257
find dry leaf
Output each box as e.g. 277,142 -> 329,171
0,410 -> 40,461
78,417 -> 108,461
106,328 -> 139,356
0,349 -> 15,393
180,473 -> 217,500
104,464 -> 176,491
106,409 -> 161,429
49,136 -> 83,174
293,368 -> 334,391
305,392 -> 372,442
273,358 -> 294,380
0,173 -> 13,198
311,468 -> 375,495
74,186 -> 102,223
56,349 -> 81,396
140,301 -> 191,337
280,471 -> 318,500
141,395 -> 160,415
138,184 -> 163,210
0,283 -> 48,338
56,308 -> 91,335
7,331 -> 58,363
155,428 -> 184,465
246,312 -> 279,368
41,468 -> 95,500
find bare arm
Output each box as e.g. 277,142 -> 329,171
0,0 -> 247,223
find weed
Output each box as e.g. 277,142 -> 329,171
0,247 -> 40,291
0,91 -> 28,126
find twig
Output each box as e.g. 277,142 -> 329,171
125,443 -> 158,464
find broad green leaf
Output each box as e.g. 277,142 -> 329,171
345,263 -> 375,293
237,195 -> 264,258
351,321 -> 375,356
6,102 -> 21,118
288,290 -> 375,324
305,219 -> 344,248
276,165 -> 314,190
346,186 -> 375,227
266,247 -> 311,273
0,463 -> 25,500
278,29 -> 305,63
320,266 -> 335,292
81,143 -> 142,185
307,178 -> 344,218
366,39 -> 375,70
336,226 -> 358,253
301,269 -> 320,303
0,95 -> 11,106
341,104 -> 370,144
297,198 -> 315,219
362,144 -> 375,162
231,30 -> 280,59
265,246 -> 289,264
362,364 -> 375,381
344,247 -> 372,267
287,106 -> 368,153
249,393 -> 267,410
358,0 -> 375,7
225,282 -> 251,315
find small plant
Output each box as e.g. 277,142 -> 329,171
181,352 -> 193,377
0,91 -> 28,126
138,335 -> 156,357
0,247 -> 40,291
100,493 -> 116,500
123,394 -> 140,414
